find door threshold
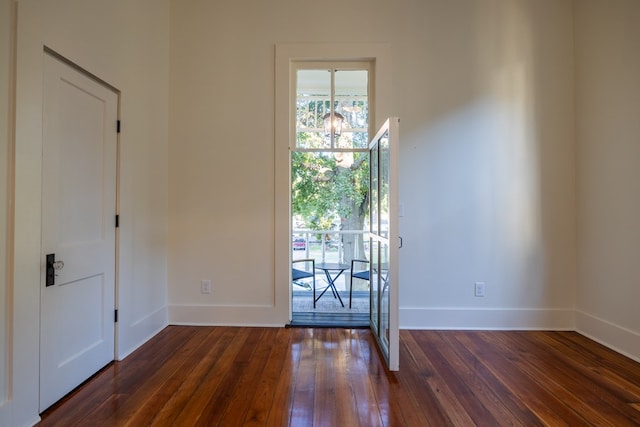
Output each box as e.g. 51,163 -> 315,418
288,312 -> 370,328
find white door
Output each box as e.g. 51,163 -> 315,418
369,118 -> 400,371
40,53 -> 118,411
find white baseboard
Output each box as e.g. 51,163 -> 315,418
117,305 -> 169,360
169,305 -> 576,330
575,310 -> 640,363
164,305 -> 640,363
399,307 -> 576,330
168,304 -> 288,327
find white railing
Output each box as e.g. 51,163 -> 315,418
292,229 -> 368,263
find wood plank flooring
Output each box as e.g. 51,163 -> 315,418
38,327 -> 640,426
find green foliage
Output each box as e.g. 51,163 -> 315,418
291,151 -> 337,224
292,150 -> 369,229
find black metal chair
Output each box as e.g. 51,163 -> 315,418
349,259 -> 370,309
292,258 -> 316,307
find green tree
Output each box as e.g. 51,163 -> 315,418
291,149 -> 369,263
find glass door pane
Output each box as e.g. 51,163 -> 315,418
369,140 -> 379,330
379,241 -> 391,353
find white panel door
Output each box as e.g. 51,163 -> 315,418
40,53 -> 118,411
369,118 -> 400,371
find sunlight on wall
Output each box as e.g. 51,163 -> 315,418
493,65 -> 544,300
399,0 -> 575,317
485,1 -> 543,298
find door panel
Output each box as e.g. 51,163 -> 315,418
369,118 -> 399,371
40,53 -> 118,411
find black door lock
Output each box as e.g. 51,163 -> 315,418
45,254 -> 64,287
46,253 -> 56,287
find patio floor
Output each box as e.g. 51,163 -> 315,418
291,270 -> 370,327
289,311 -> 370,328
292,290 -> 370,314
291,288 -> 370,327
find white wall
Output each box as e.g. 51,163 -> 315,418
574,0 -> 640,361
168,0 -> 577,330
397,0 -> 576,329
5,0 -> 170,425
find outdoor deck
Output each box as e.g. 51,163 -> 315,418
291,273 -> 370,327
291,229 -> 371,327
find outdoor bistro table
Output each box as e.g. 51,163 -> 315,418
314,262 -> 350,308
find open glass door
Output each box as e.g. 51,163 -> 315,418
369,118 -> 399,370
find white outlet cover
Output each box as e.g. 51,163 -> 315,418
474,282 -> 485,297
201,279 -> 212,294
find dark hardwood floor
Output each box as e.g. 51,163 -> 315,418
38,326 -> 640,426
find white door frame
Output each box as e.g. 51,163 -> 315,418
275,43 -> 392,322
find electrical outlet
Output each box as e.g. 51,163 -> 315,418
201,279 -> 212,294
474,282 -> 485,297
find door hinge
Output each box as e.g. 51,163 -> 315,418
117,120 -> 121,133
114,309 -> 118,323
115,214 -> 119,228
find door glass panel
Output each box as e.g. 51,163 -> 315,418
379,241 -> 390,352
370,143 -> 379,237
379,130 -> 390,239
370,239 -> 380,332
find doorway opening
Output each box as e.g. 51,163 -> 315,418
290,64 -> 372,327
